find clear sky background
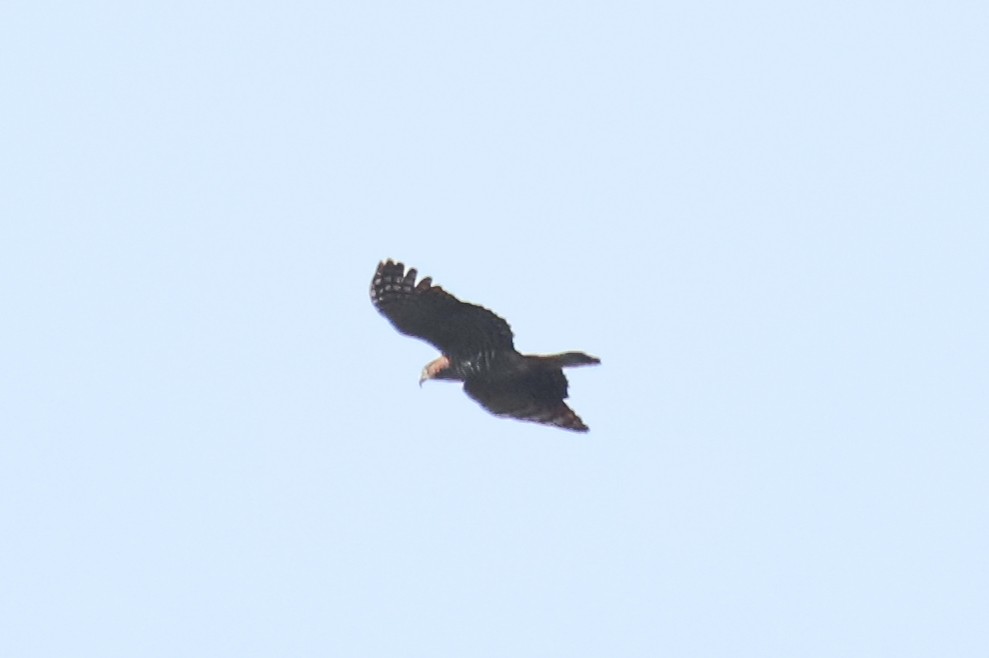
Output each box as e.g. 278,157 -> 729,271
2,1 -> 987,656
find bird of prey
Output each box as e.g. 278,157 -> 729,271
370,259 -> 599,432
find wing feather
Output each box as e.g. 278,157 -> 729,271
463,368 -> 589,432
370,260 -> 515,357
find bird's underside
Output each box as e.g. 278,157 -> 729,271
370,259 -> 600,432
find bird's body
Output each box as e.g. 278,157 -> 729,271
370,260 -> 599,432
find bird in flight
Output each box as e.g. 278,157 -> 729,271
370,259 -> 600,432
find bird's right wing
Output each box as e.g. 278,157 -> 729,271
463,369 -> 589,432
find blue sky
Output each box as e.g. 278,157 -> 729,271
2,1 -> 987,656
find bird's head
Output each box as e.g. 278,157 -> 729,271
420,355 -> 452,387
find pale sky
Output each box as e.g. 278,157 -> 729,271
2,1 -> 987,656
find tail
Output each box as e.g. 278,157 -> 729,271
535,351 -> 601,368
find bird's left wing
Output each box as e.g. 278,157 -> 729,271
370,260 -> 515,357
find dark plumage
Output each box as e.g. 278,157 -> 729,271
370,259 -> 600,432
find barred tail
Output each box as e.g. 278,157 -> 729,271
537,351 -> 601,368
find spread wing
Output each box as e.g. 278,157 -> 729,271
370,260 -> 515,358
463,368 -> 589,432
